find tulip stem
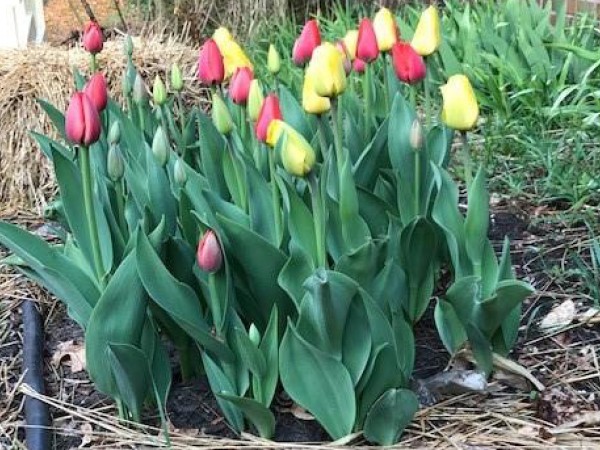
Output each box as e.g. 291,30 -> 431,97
114,180 -> 128,239
79,145 -> 105,289
208,274 -> 224,336
137,103 -> 146,136
90,54 -> 97,73
316,115 -> 329,160
363,64 -> 373,141
227,137 -> 247,212
461,131 -> 473,189
414,150 -> 421,218
424,59 -> 431,130
330,99 -> 344,183
383,54 -> 390,113
308,172 -> 327,268
268,150 -> 282,245
410,85 -> 417,109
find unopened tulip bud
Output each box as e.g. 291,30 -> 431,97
293,19 -> 321,66
152,126 -> 170,167
174,157 -> 187,186
197,230 -> 223,273
247,79 -> 264,122
197,39 -> 225,85
153,75 -> 167,106
125,35 -> 134,57
353,58 -> 366,74
83,72 -> 108,112
249,324 -> 261,346
65,92 -> 102,146
267,44 -> 281,74
212,93 -> 234,135
277,123 -> 316,177
171,63 -> 184,92
308,43 -> 347,98
229,67 -> 253,105
122,71 -> 132,96
373,7 -> 399,52
343,30 -> 359,60
303,68 -> 331,115
133,72 -> 148,104
357,18 -> 379,63
410,119 -> 423,151
107,145 -> 124,181
108,121 -> 121,146
391,42 -> 426,84
255,94 -> 282,142
411,5 -> 442,57
440,75 -> 479,131
83,21 -> 103,54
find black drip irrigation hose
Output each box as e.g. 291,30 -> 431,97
22,300 -> 51,449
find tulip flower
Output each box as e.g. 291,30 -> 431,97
153,75 -> 167,106
255,94 -> 282,142
212,27 -> 234,47
307,43 -> 347,98
219,39 -> 254,78
440,75 -> 479,131
391,42 -> 426,84
335,41 -> 352,75
152,125 -> 170,166
171,63 -> 184,92
229,67 -> 253,105
197,230 -> 223,273
197,39 -> 225,85
65,92 -> 101,146
83,73 -> 108,112
356,19 -> 379,63
292,19 -> 321,66
247,79 -> 264,122
82,21 -> 103,54
373,7 -> 399,52
132,72 -> 148,104
302,67 -> 331,115
267,120 -> 316,177
107,145 -> 124,182
108,121 -> 121,146
409,119 -> 423,151
343,30 -> 359,60
411,5 -> 441,57
267,44 -> 281,75
212,93 -> 234,135
174,157 -> 187,186
353,58 -> 366,74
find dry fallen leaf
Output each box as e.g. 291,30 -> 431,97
78,423 -> 94,448
540,300 -> 576,330
289,404 -> 315,421
51,340 -> 86,373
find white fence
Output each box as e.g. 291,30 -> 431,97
0,0 -> 45,49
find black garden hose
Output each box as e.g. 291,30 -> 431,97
22,300 -> 51,450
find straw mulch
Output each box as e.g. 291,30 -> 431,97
0,35 -> 201,213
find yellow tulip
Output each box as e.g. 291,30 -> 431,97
212,27 -> 253,78
212,27 -> 233,47
411,6 -> 441,56
373,7 -> 398,52
440,75 -> 479,131
267,44 -> 281,74
307,43 -> 347,98
247,79 -> 264,122
302,67 -> 331,115
267,120 -> 315,177
343,30 -> 358,60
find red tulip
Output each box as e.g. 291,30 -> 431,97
197,230 -> 223,273
292,19 -> 321,66
356,19 -> 379,63
82,21 -> 103,54
65,92 -> 102,146
197,39 -> 225,85
229,67 -> 253,105
255,94 -> 282,142
353,58 -> 366,74
391,42 -> 426,84
84,73 -> 108,112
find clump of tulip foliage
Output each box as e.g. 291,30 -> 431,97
1,7 -> 533,445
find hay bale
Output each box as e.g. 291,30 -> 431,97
0,35 -> 200,212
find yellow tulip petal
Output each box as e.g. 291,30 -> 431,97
411,6 -> 441,56
440,74 -> 479,131
302,67 -> 331,115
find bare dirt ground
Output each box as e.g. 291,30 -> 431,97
44,0 -> 119,44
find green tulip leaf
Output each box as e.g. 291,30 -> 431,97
363,388 -> 419,445
217,394 -> 275,439
257,306 -> 279,406
464,167 -> 490,273
342,297 -> 372,386
434,299 -> 468,355
466,324 -> 493,376
233,327 -> 267,378
37,98 -> 66,138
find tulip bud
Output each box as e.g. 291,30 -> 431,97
212,93 -> 234,135
133,72 -> 148,104
248,324 -> 261,346
353,58 -> 366,74
197,39 -> 225,85
229,67 -> 253,105
83,72 -> 108,112
152,125 -> 170,166
268,120 -> 315,177
107,145 -> 124,181
125,35 -> 134,57
343,30 -> 359,60
122,71 -> 132,96
357,18 -> 379,63
267,44 -> 281,74
302,68 -> 331,115
293,20 -> 321,66
65,92 -> 102,146
391,42 -> 426,84
108,121 -> 121,146
247,80 -> 264,122
218,39 -> 254,79
255,94 -> 282,142
153,75 -> 167,106
410,119 -> 423,151
197,230 -> 223,273
411,6 -> 442,57
440,75 -> 479,131
373,7 -> 399,52
307,43 -> 347,98
82,21 -> 103,54
171,63 -> 184,92
174,157 -> 187,186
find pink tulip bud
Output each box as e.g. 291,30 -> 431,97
357,18 -> 379,63
65,92 -> 102,146
229,67 -> 253,105
197,39 -> 225,85
197,230 -> 223,273
353,58 -> 366,74
84,72 -> 108,112
255,94 -> 283,142
391,41 -> 426,84
82,21 -> 103,54
292,19 -> 321,66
